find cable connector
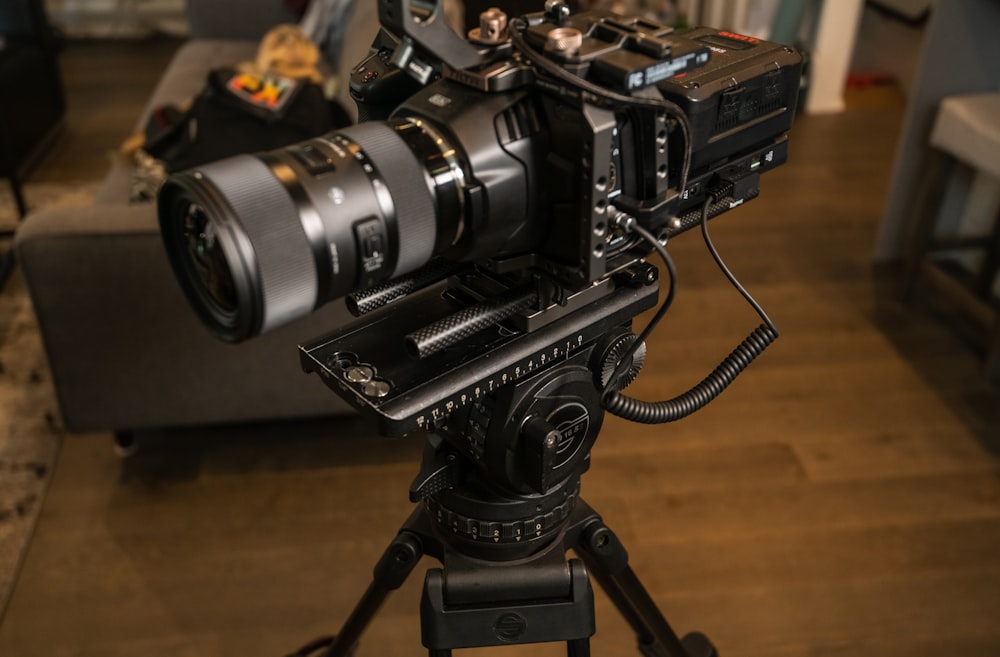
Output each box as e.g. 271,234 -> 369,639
611,211 -> 636,233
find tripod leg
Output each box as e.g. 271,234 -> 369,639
321,509 -> 427,657
574,518 -> 716,657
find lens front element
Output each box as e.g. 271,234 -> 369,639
182,202 -> 238,314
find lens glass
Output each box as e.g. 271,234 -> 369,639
182,203 -> 238,314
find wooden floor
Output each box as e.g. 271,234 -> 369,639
2,39 -> 999,657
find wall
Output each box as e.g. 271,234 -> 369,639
851,3 -> 928,98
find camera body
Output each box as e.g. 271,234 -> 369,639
345,5 -> 800,292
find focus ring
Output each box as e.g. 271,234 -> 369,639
198,155 -> 318,333
341,122 -> 437,276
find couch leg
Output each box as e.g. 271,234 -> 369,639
113,430 -> 139,457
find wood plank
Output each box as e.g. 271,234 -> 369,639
599,470 -> 1000,544
583,571 -> 1000,657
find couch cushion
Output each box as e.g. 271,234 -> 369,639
16,205 -> 353,432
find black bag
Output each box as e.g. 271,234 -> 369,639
143,67 -> 350,172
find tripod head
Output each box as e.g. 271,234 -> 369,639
300,263 -> 657,559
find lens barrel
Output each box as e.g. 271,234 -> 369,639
158,121 -> 460,342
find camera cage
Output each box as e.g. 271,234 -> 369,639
302,0 -> 800,438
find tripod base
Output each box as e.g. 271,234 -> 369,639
303,498 -> 716,657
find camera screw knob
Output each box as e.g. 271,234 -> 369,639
346,365 -> 374,383
363,379 -> 392,398
468,8 -> 508,45
344,364 -> 392,397
545,27 -> 583,55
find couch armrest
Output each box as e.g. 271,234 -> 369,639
16,203 -> 352,433
186,0 -> 299,41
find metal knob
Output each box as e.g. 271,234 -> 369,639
469,7 -> 508,44
545,27 -> 583,54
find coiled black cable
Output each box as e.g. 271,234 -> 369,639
602,323 -> 777,423
602,195 -> 779,424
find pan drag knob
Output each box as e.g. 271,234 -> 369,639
595,331 -> 646,391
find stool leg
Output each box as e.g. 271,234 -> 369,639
10,176 -> 27,219
988,323 -> 1000,384
983,205 -> 1000,383
973,204 -> 1000,299
1,178 -> 27,289
900,150 -> 954,302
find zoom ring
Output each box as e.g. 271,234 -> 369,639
425,490 -> 578,545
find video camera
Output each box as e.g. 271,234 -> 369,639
158,0 -> 799,338
157,0 -> 800,490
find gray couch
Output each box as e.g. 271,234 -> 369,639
16,0 -> 382,434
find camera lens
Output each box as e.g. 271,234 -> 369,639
158,121 -> 462,342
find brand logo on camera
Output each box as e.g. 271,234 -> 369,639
550,402 -> 589,466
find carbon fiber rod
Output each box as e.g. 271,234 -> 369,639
404,287 -> 539,359
346,260 -> 461,316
